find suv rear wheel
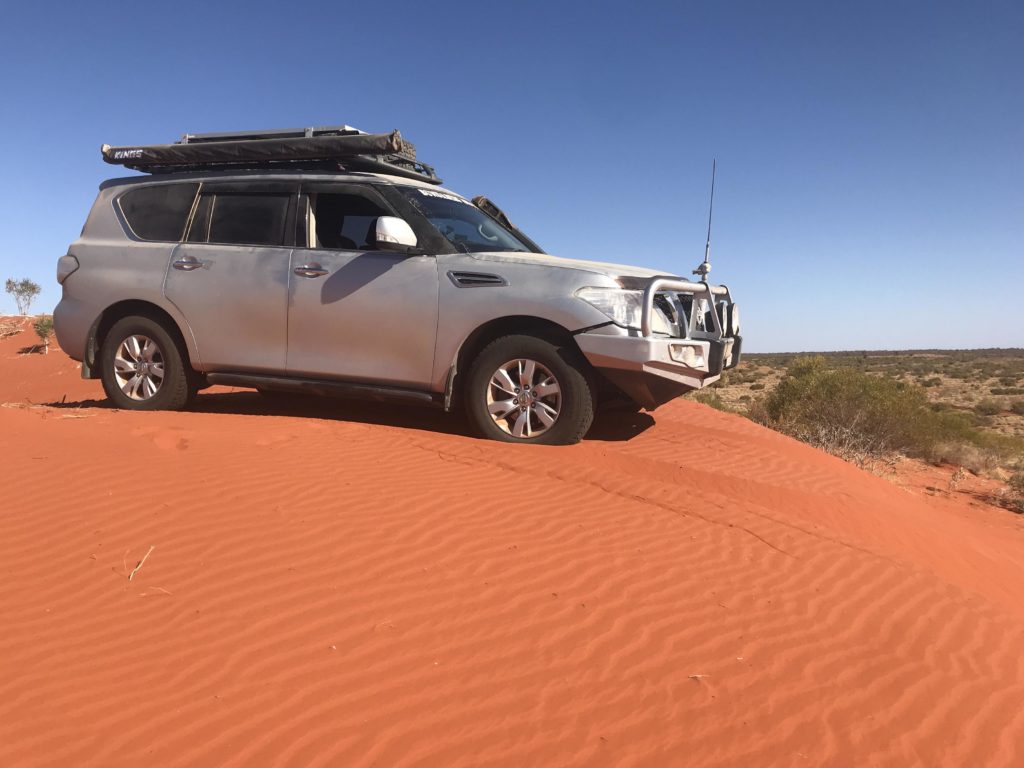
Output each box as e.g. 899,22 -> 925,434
464,334 -> 594,445
100,316 -> 194,410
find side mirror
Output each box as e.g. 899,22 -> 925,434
373,216 -> 418,251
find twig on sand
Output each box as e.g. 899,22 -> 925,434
0,320 -> 22,339
128,546 -> 155,581
1,400 -> 43,411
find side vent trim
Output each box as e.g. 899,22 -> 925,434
447,270 -> 508,288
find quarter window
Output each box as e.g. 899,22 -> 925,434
118,183 -> 199,241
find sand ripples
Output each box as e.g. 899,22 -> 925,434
1,393 -> 1023,766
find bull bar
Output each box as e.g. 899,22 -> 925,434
640,277 -> 732,339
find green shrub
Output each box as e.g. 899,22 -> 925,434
1008,472 -> 1024,514
32,315 -> 53,353
975,400 -> 1003,416
922,377 -> 942,387
689,389 -> 731,412
1011,401 -> 1024,417
752,356 -> 1008,465
749,382 -> 765,391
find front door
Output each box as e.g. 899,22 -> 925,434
286,184 -> 439,389
164,183 -> 296,372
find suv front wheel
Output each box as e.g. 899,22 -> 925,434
464,334 -> 595,445
100,315 -> 194,410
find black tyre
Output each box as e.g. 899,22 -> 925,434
99,315 -> 194,411
464,334 -> 595,445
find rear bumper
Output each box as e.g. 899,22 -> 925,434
576,332 -> 742,410
53,296 -> 94,363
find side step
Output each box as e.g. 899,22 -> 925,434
205,372 -> 441,407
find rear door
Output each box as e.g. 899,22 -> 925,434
286,183 -> 439,388
165,182 -> 296,373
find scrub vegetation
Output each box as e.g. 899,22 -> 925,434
1009,472 -> 1024,513
692,350 -> 1024,507
32,315 -> 53,354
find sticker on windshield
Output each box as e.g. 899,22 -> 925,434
418,189 -> 468,204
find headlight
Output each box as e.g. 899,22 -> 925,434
729,303 -> 740,336
575,287 -> 645,329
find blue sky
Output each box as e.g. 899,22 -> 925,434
0,1 -> 1020,351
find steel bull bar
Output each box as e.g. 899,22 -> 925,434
640,277 -> 741,376
575,276 -> 743,410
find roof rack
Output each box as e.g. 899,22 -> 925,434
100,125 -> 441,184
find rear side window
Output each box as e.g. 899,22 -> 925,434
118,183 -> 199,241
205,194 -> 290,246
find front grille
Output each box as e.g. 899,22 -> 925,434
653,293 -> 674,321
655,292 -> 692,337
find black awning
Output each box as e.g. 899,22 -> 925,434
101,130 -> 405,170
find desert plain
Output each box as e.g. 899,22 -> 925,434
1,317 -> 1023,767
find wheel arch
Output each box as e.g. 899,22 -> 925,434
85,299 -> 198,379
446,315 -> 589,410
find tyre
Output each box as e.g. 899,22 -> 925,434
99,315 -> 194,411
464,334 -> 595,445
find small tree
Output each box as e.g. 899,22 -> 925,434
5,278 -> 41,316
33,315 -> 54,354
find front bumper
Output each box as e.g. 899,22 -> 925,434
576,332 -> 742,410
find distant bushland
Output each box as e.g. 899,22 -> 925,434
974,399 -> 1003,417
745,356 -> 1022,471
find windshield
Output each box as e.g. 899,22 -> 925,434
397,187 -> 533,253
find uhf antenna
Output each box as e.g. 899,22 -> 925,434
693,159 -> 716,282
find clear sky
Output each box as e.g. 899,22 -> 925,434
0,1 -> 1020,351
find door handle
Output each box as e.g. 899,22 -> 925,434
294,263 -> 329,278
172,256 -> 203,271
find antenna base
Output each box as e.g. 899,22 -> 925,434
692,261 -> 711,282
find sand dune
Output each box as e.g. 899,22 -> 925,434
1,320 -> 1022,767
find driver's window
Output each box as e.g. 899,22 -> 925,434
308,192 -> 391,250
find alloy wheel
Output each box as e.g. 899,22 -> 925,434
113,334 -> 165,401
486,358 -> 562,438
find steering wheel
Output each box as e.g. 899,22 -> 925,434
477,222 -> 500,242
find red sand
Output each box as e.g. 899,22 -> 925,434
1,318 -> 1023,767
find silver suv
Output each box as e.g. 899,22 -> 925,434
54,126 -> 741,444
